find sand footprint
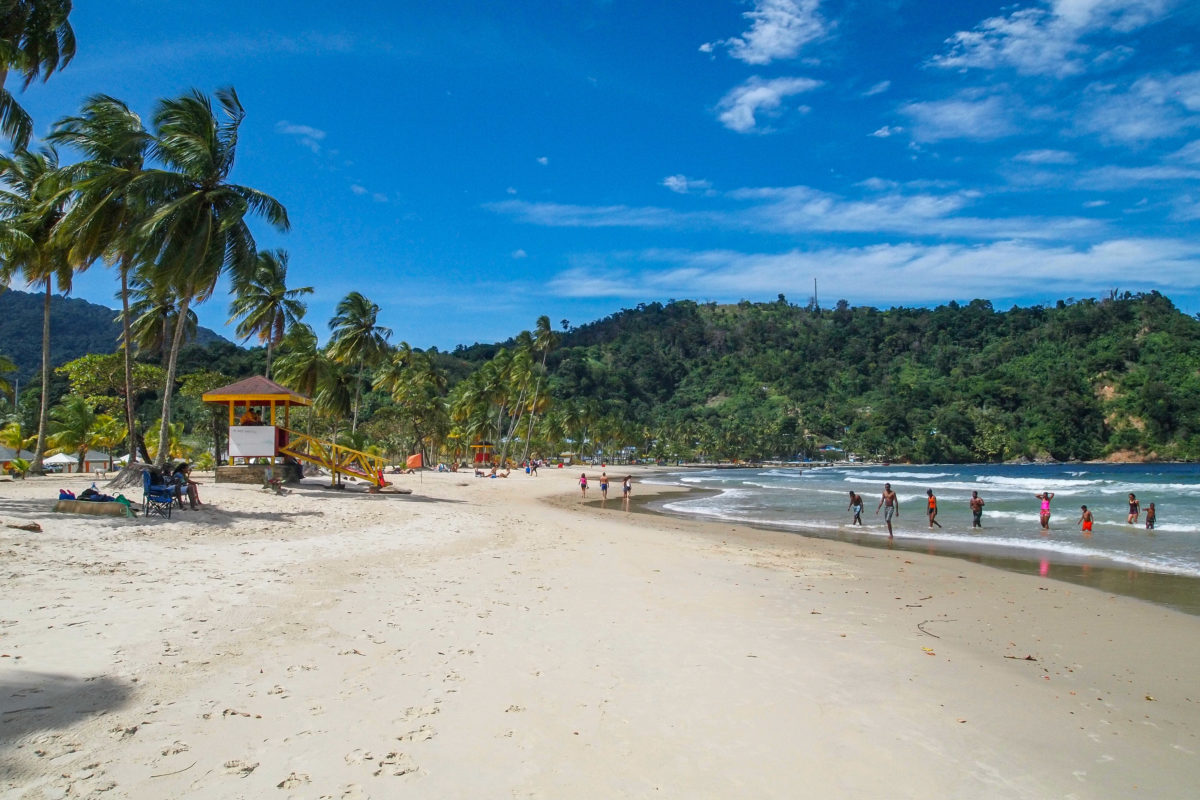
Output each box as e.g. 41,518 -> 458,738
277,771 -> 310,789
223,759 -> 259,776
373,751 -> 417,777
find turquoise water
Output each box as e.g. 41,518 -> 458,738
649,464 -> 1200,581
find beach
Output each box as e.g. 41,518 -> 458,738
2,467 -> 1199,799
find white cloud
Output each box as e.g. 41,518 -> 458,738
1077,71 -> 1200,143
704,0 -> 826,65
1170,140 -> 1200,163
900,92 -> 1019,142
489,183 -> 1101,241
350,184 -> 368,195
506,186 -> 518,195
930,0 -> 1176,78
716,76 -> 822,133
1015,149 -> 1077,164
1077,164 -> 1200,189
546,238 -> 1200,302
512,249 -> 528,259
662,175 -> 714,195
862,80 -> 891,97
1083,199 -> 1109,207
869,125 -> 903,138
537,156 -> 549,166
275,120 -> 327,153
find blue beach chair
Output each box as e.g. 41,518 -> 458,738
142,469 -> 174,519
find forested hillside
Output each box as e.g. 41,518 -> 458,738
524,292 -> 1200,462
0,289 -> 229,382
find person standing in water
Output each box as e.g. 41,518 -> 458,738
599,472 -> 609,505
926,489 -> 942,528
1078,505 -> 1094,535
876,483 -> 899,538
622,475 -> 632,510
847,491 -> 864,525
1127,493 -> 1141,525
1145,502 -> 1156,530
969,491 -> 985,528
1036,491 -> 1055,530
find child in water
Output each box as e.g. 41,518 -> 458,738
1145,502 -> 1156,530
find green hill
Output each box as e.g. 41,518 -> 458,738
530,292 -> 1200,462
0,289 -> 230,384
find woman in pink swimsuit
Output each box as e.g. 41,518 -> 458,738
1036,491 -> 1055,530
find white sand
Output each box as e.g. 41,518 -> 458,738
2,467 -> 1199,799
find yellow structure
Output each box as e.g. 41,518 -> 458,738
202,376 -> 383,487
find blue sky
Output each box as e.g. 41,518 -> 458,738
10,0 -> 1200,349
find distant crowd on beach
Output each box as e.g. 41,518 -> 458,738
846,485 -> 1157,539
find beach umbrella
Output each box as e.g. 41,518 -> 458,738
43,453 -> 77,465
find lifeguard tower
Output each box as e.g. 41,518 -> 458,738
202,376 -> 384,487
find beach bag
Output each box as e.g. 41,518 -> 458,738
58,489 -> 76,500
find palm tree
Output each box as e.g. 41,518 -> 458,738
227,248 -> 312,379
133,87 -> 289,469
126,270 -> 196,366
0,146 -> 75,474
46,394 -> 110,471
328,291 -> 391,433
273,323 -> 328,437
48,94 -> 153,462
521,315 -> 558,462
0,353 -> 15,400
0,0 -> 75,148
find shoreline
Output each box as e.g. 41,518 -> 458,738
3,468 -> 1200,797
613,479 -> 1200,616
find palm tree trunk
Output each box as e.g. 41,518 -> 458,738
31,280 -> 51,474
264,336 -> 274,380
119,263 -> 138,465
351,359 -> 363,434
154,295 -> 192,469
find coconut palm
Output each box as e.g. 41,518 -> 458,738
0,146 -> 75,474
47,94 -> 153,460
227,248 -> 312,379
521,315 -> 559,462
46,394 -> 111,471
273,323 -> 328,437
0,353 -> 15,400
328,291 -> 391,433
133,87 -> 289,469
0,0 -> 75,148
125,270 -> 196,366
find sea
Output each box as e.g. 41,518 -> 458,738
645,463 -> 1200,614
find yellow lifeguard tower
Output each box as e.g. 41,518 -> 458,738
203,376 -> 384,486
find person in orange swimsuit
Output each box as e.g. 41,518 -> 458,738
1078,505 -> 1093,535
926,489 -> 942,528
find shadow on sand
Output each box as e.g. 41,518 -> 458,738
0,671 -> 133,753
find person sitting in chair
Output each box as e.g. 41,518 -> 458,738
172,462 -> 202,509
239,408 -> 262,426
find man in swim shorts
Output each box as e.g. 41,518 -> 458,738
847,491 -> 863,525
1078,505 -> 1093,535
969,490 -> 985,528
1145,502 -> 1156,530
876,483 -> 898,538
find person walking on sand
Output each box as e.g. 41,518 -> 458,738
1036,491 -> 1055,530
599,472 -> 609,505
579,472 -> 588,499
926,489 -> 942,528
876,483 -> 899,538
969,490 -> 985,528
1078,505 -> 1094,535
622,475 -> 632,510
1127,493 -> 1141,525
1145,502 -> 1156,530
847,491 -> 864,525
